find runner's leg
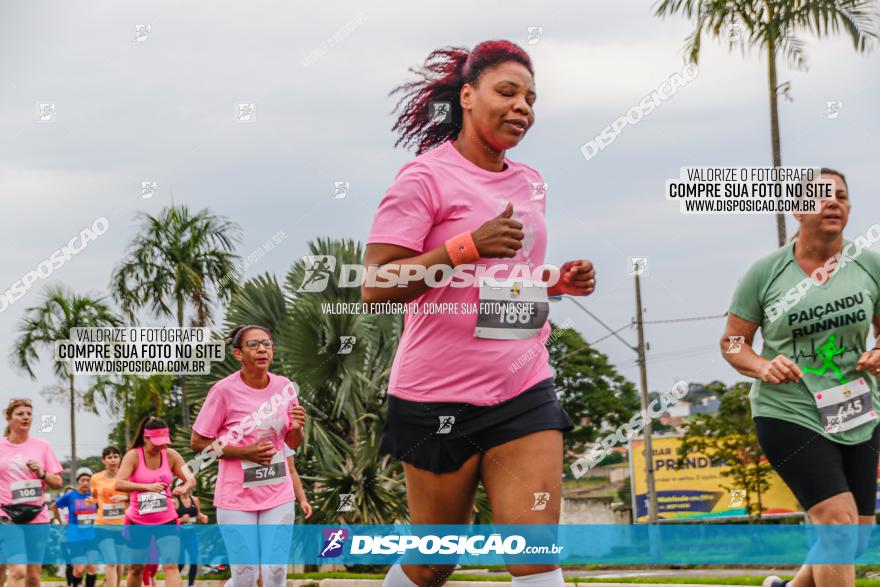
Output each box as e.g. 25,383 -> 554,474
382,453 -> 481,587
480,430 -> 564,583
257,502 -> 295,587
216,508 -> 259,587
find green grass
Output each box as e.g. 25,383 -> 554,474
279,572 -> 880,587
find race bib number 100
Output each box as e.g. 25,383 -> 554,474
10,480 -> 43,504
815,377 -> 878,433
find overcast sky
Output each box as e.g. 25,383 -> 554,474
2,1 -> 878,461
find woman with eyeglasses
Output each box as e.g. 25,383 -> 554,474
190,326 -> 306,587
0,398 -> 64,587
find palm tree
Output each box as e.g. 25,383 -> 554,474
654,0 -> 877,246
185,238 -> 410,524
111,205 -> 241,429
11,285 -> 121,474
90,373 -> 177,448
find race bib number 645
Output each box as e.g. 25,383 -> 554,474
815,377 -> 878,433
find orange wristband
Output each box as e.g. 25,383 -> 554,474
445,232 -> 480,266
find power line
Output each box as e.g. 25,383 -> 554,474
565,297 -> 637,352
641,312 -> 728,325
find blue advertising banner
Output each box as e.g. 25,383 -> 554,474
1,523 -> 880,565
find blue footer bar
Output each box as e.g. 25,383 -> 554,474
1,523 -> 878,565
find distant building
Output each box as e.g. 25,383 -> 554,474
666,401 -> 691,418
691,396 -> 720,414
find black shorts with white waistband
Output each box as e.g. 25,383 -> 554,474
380,377 -> 574,474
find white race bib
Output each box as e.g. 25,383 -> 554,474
137,492 -> 168,515
474,277 -> 549,340
815,377 -> 878,433
10,479 -> 43,504
77,512 -> 97,525
242,452 -> 286,488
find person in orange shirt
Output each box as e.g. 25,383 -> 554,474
91,446 -> 129,587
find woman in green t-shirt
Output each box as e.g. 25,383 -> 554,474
722,168 -> 880,587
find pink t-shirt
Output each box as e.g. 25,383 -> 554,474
125,447 -> 178,525
367,140 -> 553,405
193,371 -> 298,511
0,436 -> 63,524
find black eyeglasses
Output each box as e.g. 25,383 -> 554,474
244,339 -> 275,350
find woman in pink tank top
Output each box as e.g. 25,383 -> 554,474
116,417 -> 195,587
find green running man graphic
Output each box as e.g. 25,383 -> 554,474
803,334 -> 847,385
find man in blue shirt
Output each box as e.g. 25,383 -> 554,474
52,468 -> 98,587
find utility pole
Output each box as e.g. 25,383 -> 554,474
633,264 -> 658,523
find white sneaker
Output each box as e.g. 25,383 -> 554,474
762,576 -> 787,587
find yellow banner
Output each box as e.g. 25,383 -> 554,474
629,436 -> 800,522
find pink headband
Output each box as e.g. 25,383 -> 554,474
143,427 -> 171,445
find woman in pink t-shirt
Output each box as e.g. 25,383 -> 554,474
190,325 -> 306,587
0,398 -> 64,587
116,416 -> 195,587
364,41 -> 597,587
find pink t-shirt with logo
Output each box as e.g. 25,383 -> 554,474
367,140 -> 553,405
0,436 -> 63,524
193,371 -> 299,511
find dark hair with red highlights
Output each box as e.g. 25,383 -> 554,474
390,40 -> 534,155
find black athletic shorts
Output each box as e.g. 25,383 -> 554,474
380,377 -> 574,474
125,519 -> 179,550
755,416 -> 880,515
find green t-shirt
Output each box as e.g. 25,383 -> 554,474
729,240 -> 880,444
